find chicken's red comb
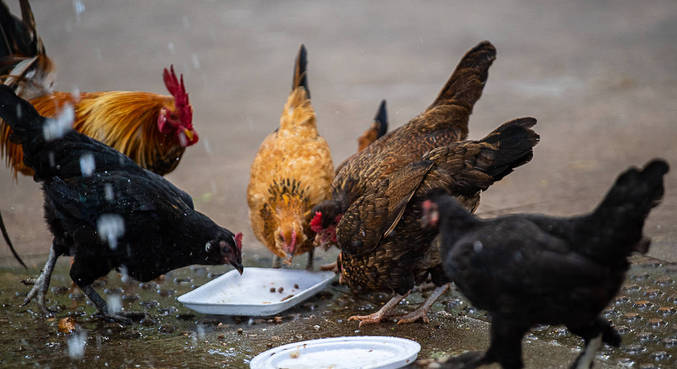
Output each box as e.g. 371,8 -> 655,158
163,65 -> 193,127
234,233 -> 243,251
310,211 -> 323,233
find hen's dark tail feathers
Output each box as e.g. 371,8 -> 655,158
594,159 -> 669,230
427,41 -> 496,112
478,117 -> 539,182
0,210 -> 26,268
374,99 -> 388,138
292,44 -> 309,98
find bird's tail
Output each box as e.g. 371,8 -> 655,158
357,100 -> 388,152
0,209 -> 26,268
0,0 -> 54,98
292,44 -> 309,98
281,45 -> 315,131
423,117 -> 539,195
588,159 -> 669,257
426,41 -> 496,112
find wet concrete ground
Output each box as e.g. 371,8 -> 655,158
1,0 -> 676,367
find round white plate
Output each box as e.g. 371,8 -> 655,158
250,336 -> 421,369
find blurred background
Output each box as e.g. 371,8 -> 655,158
1,0 -> 676,265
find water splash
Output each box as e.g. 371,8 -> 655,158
97,214 -> 125,250
66,330 -> 87,360
79,153 -> 95,176
43,104 -> 74,141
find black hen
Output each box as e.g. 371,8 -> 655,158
423,159 -> 669,369
0,86 -> 243,322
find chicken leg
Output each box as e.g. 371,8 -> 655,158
22,244 -> 60,315
348,291 -> 410,327
305,247 -> 314,270
79,284 -> 131,324
396,283 -> 449,324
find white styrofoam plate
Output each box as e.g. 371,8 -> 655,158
177,267 -> 336,316
250,336 -> 421,369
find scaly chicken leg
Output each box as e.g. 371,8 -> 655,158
21,243 -> 59,315
348,291 -> 410,327
396,283 -> 449,324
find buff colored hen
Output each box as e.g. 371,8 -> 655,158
247,45 -> 334,269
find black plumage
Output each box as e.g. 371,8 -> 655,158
423,159 -> 669,369
0,85 -> 243,322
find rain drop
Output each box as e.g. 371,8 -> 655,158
104,183 -> 114,201
107,295 -> 122,314
191,54 -> 200,70
96,214 -> 125,250
66,330 -> 87,360
43,104 -> 74,141
168,42 -> 176,54
72,0 -> 85,21
79,153 -> 95,176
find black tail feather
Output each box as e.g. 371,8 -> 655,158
481,117 -> 540,182
292,44 -> 309,98
374,99 -> 388,138
0,209 -> 27,269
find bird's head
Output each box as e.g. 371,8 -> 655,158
158,65 -> 198,147
204,232 -> 243,274
421,190 -> 473,229
275,221 -> 306,263
310,204 -> 342,250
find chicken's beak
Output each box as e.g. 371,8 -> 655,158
183,128 -> 196,143
231,260 -> 244,275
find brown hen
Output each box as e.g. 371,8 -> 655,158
311,41 -> 539,326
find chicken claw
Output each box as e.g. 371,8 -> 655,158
396,284 -> 449,325
21,245 -> 59,316
348,292 -> 409,327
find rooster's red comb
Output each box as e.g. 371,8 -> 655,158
310,211 -> 323,233
163,65 -> 192,126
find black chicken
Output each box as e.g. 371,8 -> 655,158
422,159 -> 669,369
0,86 -> 243,322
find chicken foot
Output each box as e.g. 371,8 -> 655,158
80,284 -> 132,324
348,291 -> 411,327
396,283 -> 449,324
21,244 -> 59,315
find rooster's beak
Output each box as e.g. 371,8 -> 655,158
183,128 -> 195,142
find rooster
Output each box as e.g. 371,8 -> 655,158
423,159 -> 668,369
247,45 -> 334,269
311,42 -> 536,326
